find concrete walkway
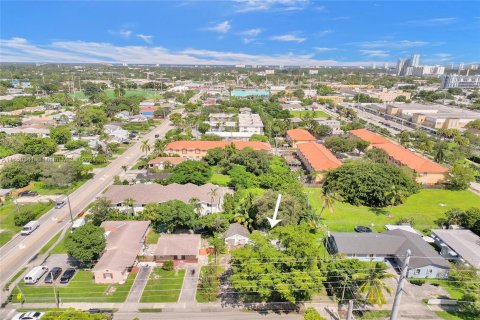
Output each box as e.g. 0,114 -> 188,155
124,266 -> 152,303
178,264 -> 200,303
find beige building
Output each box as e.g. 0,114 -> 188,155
93,221 -> 150,284
154,234 -> 201,263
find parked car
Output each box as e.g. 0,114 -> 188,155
24,266 -> 49,284
18,191 -> 39,197
44,267 -> 62,283
12,311 -> 44,320
21,221 -> 40,236
55,200 -> 67,209
354,226 -> 373,233
154,134 -> 160,138
60,268 -> 76,283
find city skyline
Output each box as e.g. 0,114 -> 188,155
1,1 -> 479,65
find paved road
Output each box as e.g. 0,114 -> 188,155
113,311 -> 303,320
0,119 -> 173,291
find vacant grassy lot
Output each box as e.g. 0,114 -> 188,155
11,270 -> 136,303
140,268 -> 185,303
31,178 -> 90,196
0,201 -> 53,246
195,265 -> 224,303
435,311 -> 478,320
209,173 -> 231,186
306,188 -> 480,233
74,89 -> 159,99
289,110 -> 330,118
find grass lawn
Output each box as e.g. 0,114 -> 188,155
11,270 -> 136,303
435,311 -> 478,320
122,120 -> 155,132
195,265 -> 224,303
305,188 -> 480,233
354,310 -> 390,319
3,267 -> 27,291
146,229 -> 160,244
209,173 -> 231,186
289,110 -> 330,118
140,268 -> 185,303
411,279 -> 465,300
49,234 -> 68,254
74,89 -> 159,99
0,201 -> 54,246
31,178 -> 90,196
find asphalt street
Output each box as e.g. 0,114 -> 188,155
0,119 -> 173,291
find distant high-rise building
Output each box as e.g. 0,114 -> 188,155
441,74 -> 480,89
469,64 -> 479,71
396,58 -> 407,76
411,54 -> 420,67
459,63 -> 465,71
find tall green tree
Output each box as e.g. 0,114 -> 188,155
168,160 -> 212,185
64,224 -> 106,265
353,262 -> 393,307
448,161 -> 477,190
140,140 -> 151,157
142,200 -> 197,232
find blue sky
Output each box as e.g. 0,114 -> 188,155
1,0 -> 479,65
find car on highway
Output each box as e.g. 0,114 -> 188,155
55,200 -> 66,209
18,191 -> 39,197
21,220 -> 40,235
44,267 -> 62,283
354,226 -> 373,233
12,311 -> 44,320
60,268 -> 76,283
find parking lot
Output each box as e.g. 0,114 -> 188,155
26,254 -> 80,286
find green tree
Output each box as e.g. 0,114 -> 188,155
323,136 -> 357,153
198,264 -> 222,302
364,148 -> 389,163
199,213 -> 229,235
142,200 -> 197,232
304,307 -> 325,320
323,161 -> 418,207
140,140 -> 151,157
124,197 -> 136,217
64,224 -> 106,265
0,162 -> 40,188
227,165 -> 258,189
198,122 -> 210,134
353,262 -> 393,307
21,137 -> 57,156
90,197 -> 115,226
50,126 -> 72,144
448,161 -> 477,190
394,95 -> 408,102
252,190 -> 304,229
168,160 -> 212,185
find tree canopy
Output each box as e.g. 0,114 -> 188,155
64,224 -> 106,265
141,200 -> 197,232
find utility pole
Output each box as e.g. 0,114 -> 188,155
390,249 -> 411,320
51,271 -> 59,308
66,195 -> 74,225
346,300 -> 353,320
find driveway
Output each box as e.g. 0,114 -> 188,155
178,264 -> 200,303
125,266 -> 152,303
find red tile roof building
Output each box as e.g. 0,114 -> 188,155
349,129 -> 448,185
297,142 -> 342,183
164,140 -> 272,160
286,129 -> 316,148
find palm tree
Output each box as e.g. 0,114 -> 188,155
123,198 -> 136,218
233,192 -> 255,230
434,142 -> 447,163
189,197 -> 202,215
385,185 -> 407,214
353,262 -> 394,307
319,190 -> 335,218
208,188 -> 219,214
140,140 -> 151,157
121,165 -> 128,173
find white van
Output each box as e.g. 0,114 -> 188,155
21,221 -> 40,235
71,218 -> 85,232
24,266 -> 49,284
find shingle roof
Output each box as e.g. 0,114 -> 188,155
93,221 -> 150,272
225,223 -> 250,239
350,129 -> 448,174
164,140 -> 272,152
154,234 -> 201,256
103,183 -> 233,206
286,129 -> 316,142
330,229 -> 450,269
297,142 -> 342,171
432,229 -> 480,268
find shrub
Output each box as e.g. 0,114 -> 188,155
304,307 -> 326,320
162,260 -> 174,271
409,279 -> 425,286
14,210 -> 37,226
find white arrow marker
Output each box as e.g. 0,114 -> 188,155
267,193 -> 282,228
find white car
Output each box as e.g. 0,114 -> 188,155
12,312 -> 44,320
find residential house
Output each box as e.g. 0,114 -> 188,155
286,129 -> 316,148
104,123 -> 122,134
140,106 -> 157,118
296,142 -> 342,183
147,157 -> 187,170
0,188 -> 12,202
431,229 -> 480,269
224,223 -> 250,247
0,125 -> 50,138
238,112 -> 264,134
154,234 -> 201,263
349,129 -> 448,185
93,221 -> 150,284
316,119 -> 342,135
328,229 -> 450,278
164,141 -> 272,160
103,183 -> 233,216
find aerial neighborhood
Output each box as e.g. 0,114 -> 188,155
0,55 -> 479,320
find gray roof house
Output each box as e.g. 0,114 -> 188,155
224,223 -> 250,247
93,221 -> 150,284
103,183 -> 233,216
154,234 -> 201,263
328,229 -> 450,278
431,229 -> 480,268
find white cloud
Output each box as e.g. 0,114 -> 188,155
1,37 -> 393,66
235,0 -> 309,13
270,34 -> 306,43
137,34 -> 153,44
205,21 -> 231,34
240,28 -> 262,37
406,17 -> 457,26
314,47 -> 337,52
359,50 -> 390,57
355,39 -> 433,49
318,29 -> 333,37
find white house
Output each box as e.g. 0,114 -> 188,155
224,223 -> 250,247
